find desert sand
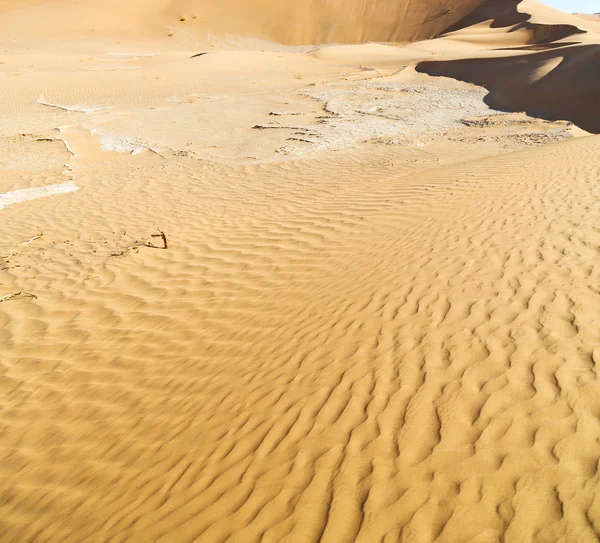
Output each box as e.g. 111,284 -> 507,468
0,0 -> 599,541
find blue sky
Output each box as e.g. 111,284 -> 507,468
541,0 -> 598,12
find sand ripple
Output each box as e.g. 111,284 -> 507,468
0,132 -> 598,541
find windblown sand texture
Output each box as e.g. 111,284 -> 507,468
1,0 -> 599,541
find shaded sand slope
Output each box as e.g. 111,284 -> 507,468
446,0 -> 594,44
397,0 -> 598,55
417,44 -> 600,133
414,0 -> 600,133
1,124 -> 599,539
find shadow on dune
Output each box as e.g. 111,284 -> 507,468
445,0 -> 530,30
513,21 -> 586,44
496,41 -> 582,51
445,0 -> 586,44
416,44 -> 600,134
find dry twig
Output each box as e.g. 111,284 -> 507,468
19,232 -> 43,246
109,229 -> 168,257
0,292 -> 37,303
145,230 -> 168,249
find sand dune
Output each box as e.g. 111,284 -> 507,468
447,0 -> 593,39
415,1 -> 600,133
417,44 -> 600,133
0,0 -> 492,46
0,0 -> 596,48
1,0 -> 600,541
577,13 -> 600,22
1,112 -> 599,542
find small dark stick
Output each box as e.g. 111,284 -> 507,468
149,230 -> 168,249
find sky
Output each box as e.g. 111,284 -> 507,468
541,0 -> 598,12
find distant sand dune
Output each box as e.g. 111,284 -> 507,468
417,44 -> 600,133
0,0 -> 489,45
0,0 -> 595,48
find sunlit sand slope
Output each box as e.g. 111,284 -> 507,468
0,0 -> 490,45
1,126 -> 599,540
0,0 -> 599,540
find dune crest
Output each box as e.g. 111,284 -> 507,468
417,44 -> 600,133
415,0 -> 600,133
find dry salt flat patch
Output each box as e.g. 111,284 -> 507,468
268,81 -> 509,158
37,95 -> 165,157
0,182 -> 78,210
37,96 -> 112,114
90,129 -> 164,156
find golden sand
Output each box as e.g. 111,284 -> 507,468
0,0 -> 599,541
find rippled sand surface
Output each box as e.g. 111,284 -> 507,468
1,1 -> 599,541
